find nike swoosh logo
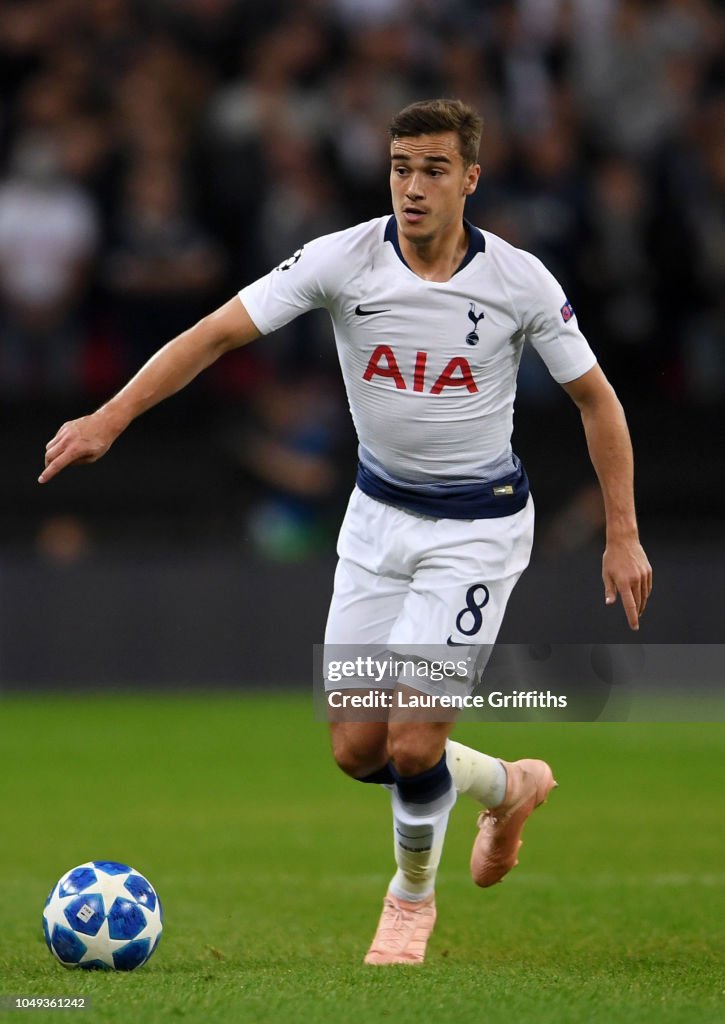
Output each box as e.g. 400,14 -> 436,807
446,637 -> 471,646
355,304 -> 391,316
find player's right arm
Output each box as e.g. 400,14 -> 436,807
39,297 -> 259,484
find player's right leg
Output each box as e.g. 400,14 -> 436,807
324,490 -> 455,964
363,713 -> 456,966
324,488 -> 409,783
329,720 -> 389,780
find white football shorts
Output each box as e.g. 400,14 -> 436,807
323,487 -> 534,693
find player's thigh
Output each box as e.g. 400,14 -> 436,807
323,557 -> 408,741
389,499 -> 535,666
324,489 -> 410,649
324,556 -> 408,647
407,571 -> 525,647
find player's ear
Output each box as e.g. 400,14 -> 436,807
463,164 -> 481,196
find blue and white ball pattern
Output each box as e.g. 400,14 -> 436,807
43,861 -> 163,970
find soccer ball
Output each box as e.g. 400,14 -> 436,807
42,861 -> 163,970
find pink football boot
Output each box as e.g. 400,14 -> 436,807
364,891 -> 437,965
471,758 -> 557,887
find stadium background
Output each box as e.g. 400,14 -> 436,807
0,4 -> 723,1022
0,0 -> 722,683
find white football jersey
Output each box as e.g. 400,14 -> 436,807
239,216 -> 596,486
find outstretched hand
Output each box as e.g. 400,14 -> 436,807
39,411 -> 120,484
602,536 -> 652,630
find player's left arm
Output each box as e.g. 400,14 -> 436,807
562,363 -> 652,630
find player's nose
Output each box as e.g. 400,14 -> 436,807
405,174 -> 425,199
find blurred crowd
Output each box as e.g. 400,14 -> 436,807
0,0 -> 723,554
0,0 -> 722,402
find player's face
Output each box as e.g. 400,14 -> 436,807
390,132 -> 480,245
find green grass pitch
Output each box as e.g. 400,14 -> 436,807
0,693 -> 722,1024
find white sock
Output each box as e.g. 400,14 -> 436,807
388,782 -> 456,903
446,740 -> 507,807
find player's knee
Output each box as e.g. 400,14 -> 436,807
331,743 -> 367,778
330,729 -> 387,779
386,728 -> 442,777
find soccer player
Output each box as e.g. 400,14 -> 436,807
40,99 -> 652,966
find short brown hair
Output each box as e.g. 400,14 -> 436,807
389,99 -> 483,167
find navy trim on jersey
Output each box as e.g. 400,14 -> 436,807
356,457 -> 529,520
384,216 -> 485,275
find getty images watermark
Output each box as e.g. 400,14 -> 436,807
326,654 -> 567,711
313,644 -> 725,722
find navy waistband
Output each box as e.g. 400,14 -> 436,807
355,460 -> 530,520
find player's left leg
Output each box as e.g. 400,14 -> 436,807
364,714 -> 455,966
388,496 -> 556,890
469,756 -> 556,887
446,739 -> 508,805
